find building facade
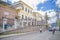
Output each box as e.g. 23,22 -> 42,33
12,0 -> 46,28
13,1 -> 36,28
0,1 -> 17,33
0,0 -> 46,33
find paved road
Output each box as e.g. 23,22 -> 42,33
0,31 -> 60,40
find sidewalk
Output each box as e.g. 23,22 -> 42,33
0,33 -> 26,38
0,30 -> 47,38
0,31 -> 40,38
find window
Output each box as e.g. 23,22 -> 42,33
22,15 -> 24,19
28,9 -> 29,13
21,6 -> 24,10
32,22 -> 33,26
25,16 -> 27,20
28,22 -> 31,26
25,8 -> 27,12
23,22 -> 27,26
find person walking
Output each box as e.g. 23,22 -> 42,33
52,27 -> 56,34
40,28 -> 42,33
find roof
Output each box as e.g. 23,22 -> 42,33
12,0 -> 33,9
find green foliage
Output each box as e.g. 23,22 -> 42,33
56,19 -> 60,27
45,12 -> 49,20
45,12 -> 50,28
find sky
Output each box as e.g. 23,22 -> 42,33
5,0 -> 60,24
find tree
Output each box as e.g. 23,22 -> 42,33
45,12 -> 49,28
56,4 -> 60,28
56,18 -> 60,27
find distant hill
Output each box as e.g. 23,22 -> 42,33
0,0 -> 12,5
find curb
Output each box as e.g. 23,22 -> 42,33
0,31 -> 39,38
0,33 -> 26,38
0,30 -> 47,38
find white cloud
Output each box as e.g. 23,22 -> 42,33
38,9 -> 56,17
40,7 -> 44,10
23,0 -> 47,9
56,0 -> 60,7
38,9 -> 56,23
38,10 -> 46,16
46,9 -> 56,17
32,9 -> 56,24
47,10 -> 56,24
12,0 -> 19,3
48,17 -> 57,24
12,0 -> 47,9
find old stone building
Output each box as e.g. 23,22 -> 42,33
0,0 -> 46,34
12,1 -> 35,28
0,1 -> 17,33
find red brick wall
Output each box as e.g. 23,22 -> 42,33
0,5 -> 17,26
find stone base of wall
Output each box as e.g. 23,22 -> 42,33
0,26 -> 46,35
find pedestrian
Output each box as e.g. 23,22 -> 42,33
40,28 -> 42,33
52,27 -> 56,34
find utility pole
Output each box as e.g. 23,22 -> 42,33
56,4 -> 59,20
56,3 -> 60,31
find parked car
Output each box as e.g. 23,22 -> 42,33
48,27 -> 55,31
49,27 -> 59,31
